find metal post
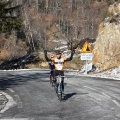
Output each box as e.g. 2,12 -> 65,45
85,60 -> 87,74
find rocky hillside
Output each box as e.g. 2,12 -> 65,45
93,2 -> 120,71
1,0 -> 120,71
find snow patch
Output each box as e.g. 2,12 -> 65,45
54,46 -> 68,50
80,62 -> 92,73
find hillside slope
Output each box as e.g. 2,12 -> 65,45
1,0 -> 117,70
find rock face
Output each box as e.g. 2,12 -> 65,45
109,2 -> 120,14
92,3 -> 120,71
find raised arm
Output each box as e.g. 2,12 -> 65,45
65,49 -> 75,61
44,50 -> 51,61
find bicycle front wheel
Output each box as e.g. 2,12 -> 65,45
58,92 -> 62,102
57,84 -> 62,101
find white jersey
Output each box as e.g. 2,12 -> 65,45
51,57 -> 67,70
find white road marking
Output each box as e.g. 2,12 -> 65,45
14,95 -> 23,109
112,100 -> 120,108
101,92 -> 111,99
6,88 -> 23,109
0,91 -> 17,113
18,102 -> 23,108
7,88 -> 15,93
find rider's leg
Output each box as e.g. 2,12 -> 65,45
53,70 -> 57,84
61,79 -> 64,92
52,70 -> 54,78
50,70 -> 54,80
49,69 -> 52,80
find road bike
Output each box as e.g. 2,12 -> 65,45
49,74 -> 54,87
54,75 -> 66,102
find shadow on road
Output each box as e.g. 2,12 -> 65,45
63,92 -> 77,101
0,71 -> 50,90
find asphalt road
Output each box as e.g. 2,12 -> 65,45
0,69 -> 120,120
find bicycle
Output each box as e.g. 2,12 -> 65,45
49,74 -> 54,86
49,70 -> 54,87
54,75 -> 66,102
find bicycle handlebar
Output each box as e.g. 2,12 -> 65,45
55,76 -> 66,78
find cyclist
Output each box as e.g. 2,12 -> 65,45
44,49 -> 75,93
48,54 -> 55,81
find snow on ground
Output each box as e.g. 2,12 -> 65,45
62,51 -> 71,57
48,39 -> 68,51
54,46 -> 68,50
48,39 -> 67,44
92,67 -> 120,80
76,64 -> 120,80
79,62 -> 93,73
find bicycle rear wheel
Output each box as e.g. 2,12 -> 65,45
49,75 -> 53,86
49,74 -> 52,84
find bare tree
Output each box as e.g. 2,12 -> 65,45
17,0 -> 109,51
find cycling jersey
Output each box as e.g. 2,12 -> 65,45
51,57 -> 66,70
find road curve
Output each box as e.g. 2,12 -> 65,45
0,69 -> 120,120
